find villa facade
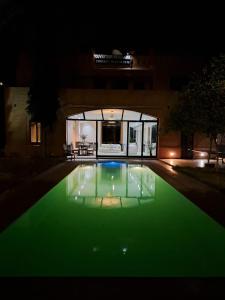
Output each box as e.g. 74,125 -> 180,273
3,48 -> 210,159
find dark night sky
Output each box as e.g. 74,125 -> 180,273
1,1 -> 225,82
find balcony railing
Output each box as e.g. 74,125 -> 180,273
93,54 -> 132,67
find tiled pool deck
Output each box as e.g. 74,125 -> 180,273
161,158 -> 225,168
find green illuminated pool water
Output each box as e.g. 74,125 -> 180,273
1,162 -> 225,277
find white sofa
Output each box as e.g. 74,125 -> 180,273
98,144 -> 122,153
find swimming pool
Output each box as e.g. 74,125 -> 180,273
0,162 -> 225,276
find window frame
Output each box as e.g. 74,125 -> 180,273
30,121 -> 42,145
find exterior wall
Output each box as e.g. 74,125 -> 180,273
4,87 -> 66,157
58,88 -> 182,158
5,87 -> 181,158
158,131 -> 181,158
5,49 -> 209,159
193,133 -> 211,159
15,50 -> 206,90
5,86 -> 211,159
5,87 -> 31,157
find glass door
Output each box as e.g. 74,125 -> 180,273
67,120 -> 96,157
143,122 -> 157,157
128,122 -> 142,156
97,121 -> 127,156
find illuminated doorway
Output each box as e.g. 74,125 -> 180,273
66,109 -> 158,158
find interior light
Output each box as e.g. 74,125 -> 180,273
102,197 -> 119,207
125,54 -> 131,59
200,152 -> 206,157
169,152 -> 175,157
198,160 -> 205,167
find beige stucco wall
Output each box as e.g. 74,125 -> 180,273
4,87 -> 66,157
5,87 -> 183,158
59,89 -> 181,158
5,87 -> 31,157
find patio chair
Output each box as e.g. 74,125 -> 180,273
87,146 -> 94,155
216,144 -> 225,164
63,144 -> 75,160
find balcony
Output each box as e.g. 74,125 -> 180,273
93,53 -> 132,68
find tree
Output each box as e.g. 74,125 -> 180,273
26,54 -> 60,157
0,84 -> 5,156
168,54 -> 225,163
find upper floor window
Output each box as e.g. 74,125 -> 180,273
133,80 -> 145,90
30,122 -> 41,144
111,79 -> 128,89
74,77 -> 92,89
93,78 -> 107,89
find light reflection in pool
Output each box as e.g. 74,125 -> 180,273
66,163 -> 155,208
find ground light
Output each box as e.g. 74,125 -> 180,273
200,152 -> 207,157
169,151 -> 175,157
